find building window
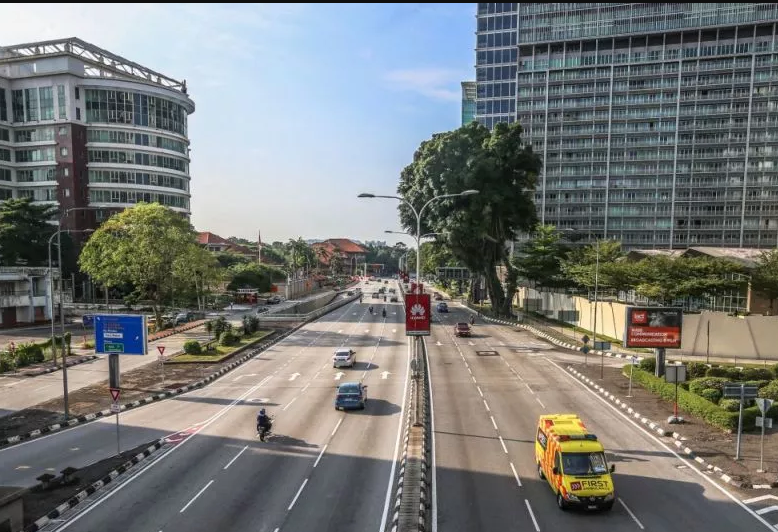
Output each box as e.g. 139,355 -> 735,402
0,89 -> 7,122
75,87 -> 80,100
75,108 -> 81,121
59,126 -> 67,136
63,167 -> 69,177
15,128 -> 55,142
0,188 -> 11,200
24,88 -> 38,122
0,168 -> 10,181
60,147 -> 68,157
39,87 -> 54,120
0,149 -> 9,162
12,90 -> 24,122
57,85 -> 66,119
15,147 -> 55,163
0,128 -> 8,142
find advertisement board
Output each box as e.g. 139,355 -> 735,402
623,307 -> 683,349
404,293 -> 431,336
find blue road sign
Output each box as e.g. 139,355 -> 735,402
82,314 -> 95,328
94,314 -> 148,356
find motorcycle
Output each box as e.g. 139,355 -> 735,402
257,418 -> 273,441
382,308 -> 387,318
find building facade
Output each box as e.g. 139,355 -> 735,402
476,3 -> 778,249
461,81 -> 477,125
0,267 -> 57,328
0,38 -> 195,233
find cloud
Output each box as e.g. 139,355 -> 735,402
383,67 -> 464,102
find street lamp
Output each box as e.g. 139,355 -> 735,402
359,190 -> 478,293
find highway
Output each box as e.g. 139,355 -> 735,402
10,280 -> 409,532
427,300 -> 776,532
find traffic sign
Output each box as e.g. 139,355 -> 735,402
631,355 -> 639,365
756,416 -> 773,429
95,314 -> 148,356
581,335 -> 590,344
723,383 -> 759,399
110,403 -> 121,414
756,398 -> 774,414
109,387 -> 121,402
157,346 -> 165,356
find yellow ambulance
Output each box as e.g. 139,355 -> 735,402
535,414 -> 616,511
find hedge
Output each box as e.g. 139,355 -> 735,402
623,365 -> 767,432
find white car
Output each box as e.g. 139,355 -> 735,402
333,348 -> 356,368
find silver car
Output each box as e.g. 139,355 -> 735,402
332,348 -> 356,368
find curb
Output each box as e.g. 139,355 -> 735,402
565,365 -> 773,490
2,355 -> 100,378
24,439 -> 165,532
462,307 -> 645,363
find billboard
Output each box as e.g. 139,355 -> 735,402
623,307 -> 683,349
95,314 -> 148,355
404,293 -> 431,336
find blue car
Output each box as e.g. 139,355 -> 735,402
335,382 -> 368,410
436,302 -> 449,313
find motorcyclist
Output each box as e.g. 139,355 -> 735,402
369,305 -> 374,314
256,408 -> 272,434
382,308 -> 387,318
469,315 -> 475,326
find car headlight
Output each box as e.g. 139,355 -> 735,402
604,492 -> 615,501
565,493 -> 580,502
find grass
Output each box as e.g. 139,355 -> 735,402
170,330 -> 274,363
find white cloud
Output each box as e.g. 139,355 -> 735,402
383,67 -> 464,102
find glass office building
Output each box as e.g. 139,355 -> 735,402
476,3 -> 778,249
461,81 -> 477,125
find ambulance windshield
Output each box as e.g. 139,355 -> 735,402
562,452 -> 608,476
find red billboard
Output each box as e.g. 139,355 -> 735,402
404,293 -> 431,336
624,307 -> 683,349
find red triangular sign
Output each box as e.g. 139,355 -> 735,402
109,388 -> 120,402
157,346 -> 166,355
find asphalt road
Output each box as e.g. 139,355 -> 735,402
11,281 -> 410,532
427,301 -> 776,532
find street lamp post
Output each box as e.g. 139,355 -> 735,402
359,191 -> 478,294
387,231 -> 445,280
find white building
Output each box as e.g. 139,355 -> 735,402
0,37 -> 195,234
0,267 -> 57,327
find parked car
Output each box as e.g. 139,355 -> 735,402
266,295 -> 282,304
434,293 -> 444,301
436,302 -> 449,313
334,381 -> 368,410
372,292 -> 381,299
333,348 -> 356,368
454,322 -> 472,337
390,295 -> 399,302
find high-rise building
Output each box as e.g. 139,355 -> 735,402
476,3 -> 778,249
461,81 -> 477,125
0,37 -> 195,233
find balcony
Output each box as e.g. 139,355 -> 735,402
0,292 -> 50,308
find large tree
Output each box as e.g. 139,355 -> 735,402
0,198 -> 57,266
397,121 -> 540,316
561,239 -> 626,290
514,225 -> 571,289
751,250 -> 778,313
79,203 -> 201,323
227,262 -> 285,292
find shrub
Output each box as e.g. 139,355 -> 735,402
212,317 -> 229,339
15,343 -> 45,367
759,380 -> 778,401
700,388 -> 722,404
248,316 -> 260,333
772,363 -> 778,379
719,399 -> 740,412
687,362 -> 708,379
639,357 -> 656,373
689,377 -> 729,396
706,366 -> 728,378
242,316 -> 251,336
744,380 -> 771,391
183,340 -> 202,355
0,353 -> 13,372
724,367 -> 743,381
743,368 -> 773,381
219,331 -> 238,347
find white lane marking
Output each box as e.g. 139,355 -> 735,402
365,362 -> 372,370
331,418 -> 343,436
536,397 -> 546,409
745,495 -> 778,504
338,329 -> 344,333
223,445 -> 248,470
180,480 -> 214,513
468,341 -> 475,346
392,329 -> 397,333
499,436 -> 508,454
524,382 -> 534,394
35,385 -> 53,392
618,498 -> 645,529
288,372 -> 301,381
546,357 -> 777,532
365,329 -> 370,334
476,386 -> 484,397
379,335 -> 413,532
524,499 -> 540,532
471,375 -> 477,384
467,367 -> 473,375
301,383 -> 310,393
490,416 -> 499,431
483,399 -> 491,412
510,462 -> 522,487
313,444 -> 328,468
287,478 -> 309,511
273,528 -> 280,532
4,380 -> 22,387
282,397 -> 297,411
756,506 -> 778,516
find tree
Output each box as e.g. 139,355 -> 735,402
0,198 -> 57,266
174,245 -> 222,309
330,253 -> 344,275
227,262 -> 284,292
397,121 -> 540,317
514,225 -> 571,289
751,250 -> 778,313
213,251 -> 251,269
631,256 -> 747,304
561,239 -> 625,290
79,203 -> 200,324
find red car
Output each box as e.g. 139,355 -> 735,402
454,322 -> 472,337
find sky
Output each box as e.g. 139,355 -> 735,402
0,3 -> 476,246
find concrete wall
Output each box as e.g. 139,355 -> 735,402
0,487 -> 24,532
517,287 -> 778,360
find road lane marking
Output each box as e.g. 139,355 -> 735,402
313,444 -> 328,468
745,495 -> 778,504
471,375 -> 477,383
509,462 -> 522,487
180,480 -> 214,513
331,418 -> 343,436
301,383 -> 310,393
4,381 -> 22,387
524,500 -> 540,532
476,386 -> 484,397
392,329 -> 397,333
756,506 -> 778,516
618,498 -> 645,529
536,397 -> 546,409
223,445 -> 248,470
35,385 -> 52,392
483,399 -> 491,412
282,397 -> 297,411
499,436 -> 508,454
490,416 -> 498,431
15,465 -> 30,470
546,357 -> 777,532
287,478 -> 308,511
524,382 -> 534,394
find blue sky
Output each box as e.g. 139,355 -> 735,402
2,3 -> 476,245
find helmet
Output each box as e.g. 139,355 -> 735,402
260,408 -> 266,415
